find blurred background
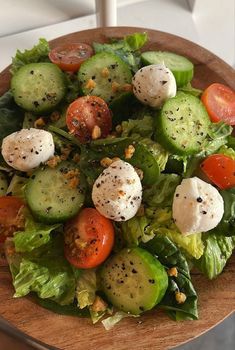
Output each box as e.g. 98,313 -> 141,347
0,0 -> 234,71
0,0 -> 234,349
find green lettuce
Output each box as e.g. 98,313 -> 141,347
121,216 -> 153,246
143,234 -> 198,320
144,174 -> 181,208
204,121 -> 233,155
121,115 -> 154,139
93,32 -> 147,72
102,311 -> 138,330
178,83 -> 202,97
11,38 -> 50,74
76,269 -> 97,309
5,234 -> 76,305
211,188 -> 235,237
13,215 -> 60,252
6,175 -> 27,199
146,208 -> 204,259
218,145 -> 235,160
194,233 -> 235,279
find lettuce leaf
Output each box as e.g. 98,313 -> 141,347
211,188 -> 235,237
144,174 -> 181,208
121,115 -> 154,139
13,215 -> 60,253
121,215 -> 153,246
93,32 -> 147,72
194,233 -> 235,279
102,311 -> 138,330
203,121 -> 233,155
11,38 -> 50,74
5,234 -> 76,305
218,145 -> 235,160
146,208 -> 204,259
178,83 -> 202,97
76,269 -> 97,309
6,175 -> 27,199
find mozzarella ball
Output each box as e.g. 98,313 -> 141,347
132,64 -> 177,108
92,160 -> 142,221
172,177 -> 224,234
1,128 -> 55,172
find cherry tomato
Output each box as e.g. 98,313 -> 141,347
64,208 -> 114,269
49,43 -> 93,72
201,83 -> 235,125
0,196 -> 25,243
200,154 -> 235,189
66,96 -> 112,143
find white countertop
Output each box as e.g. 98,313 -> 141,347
0,0 -> 234,71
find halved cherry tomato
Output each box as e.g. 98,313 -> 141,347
64,208 -> 114,269
200,154 -> 235,189
49,43 -> 93,72
66,96 -> 112,143
201,83 -> 235,125
0,196 -> 25,243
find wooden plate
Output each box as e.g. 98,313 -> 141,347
0,27 -> 234,350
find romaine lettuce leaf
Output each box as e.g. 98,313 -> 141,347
178,83 -> 202,97
5,234 -> 76,305
146,208 -> 204,259
194,233 -> 235,279
218,145 -> 235,160
121,115 -> 154,139
102,311 -> 138,330
121,215 -> 153,246
11,38 -> 50,74
76,269 -> 97,309
93,32 -> 147,72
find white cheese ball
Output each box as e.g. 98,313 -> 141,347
172,177 -> 224,235
1,128 -> 55,172
132,64 -> 177,108
92,160 -> 142,221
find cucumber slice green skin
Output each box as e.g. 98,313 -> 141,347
0,171 -> 8,196
78,52 -> 132,103
155,93 -> 210,155
100,247 -> 168,315
11,63 -> 66,113
141,51 -> 194,87
25,162 -> 85,224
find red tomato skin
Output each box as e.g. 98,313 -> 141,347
66,96 -> 112,143
201,83 -> 235,125
49,43 -> 93,72
200,154 -> 235,190
0,196 -> 25,243
64,208 -> 114,269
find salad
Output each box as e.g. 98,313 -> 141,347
0,32 -> 235,329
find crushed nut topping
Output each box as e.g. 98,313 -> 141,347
167,267 -> 178,277
101,67 -> 110,78
46,155 -> 62,168
91,125 -> 101,140
125,144 -> 135,159
85,79 -> 96,90
34,117 -> 46,128
175,291 -> 187,304
111,81 -> 120,93
90,296 -> 107,313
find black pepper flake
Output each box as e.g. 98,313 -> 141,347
132,268 -> 137,274
197,197 -> 203,203
148,279 -> 155,284
202,210 -> 207,215
161,80 -> 168,85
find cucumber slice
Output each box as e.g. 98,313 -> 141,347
155,93 -> 210,155
11,63 -> 66,113
100,247 -> 168,315
141,51 -> 194,87
78,52 -> 132,103
25,162 -> 85,223
0,171 -> 8,195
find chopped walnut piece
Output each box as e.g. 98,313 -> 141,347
46,155 -> 61,168
85,79 -> 96,90
34,117 -> 46,128
100,157 -> 113,168
125,144 -> 135,159
101,67 -> 110,78
111,81 -> 120,93
122,83 -> 133,92
91,296 -> 107,313
115,124 -> 122,134
167,267 -> 178,277
91,125 -> 101,140
175,291 -> 187,304
135,167 -> 144,180
112,157 -> 120,163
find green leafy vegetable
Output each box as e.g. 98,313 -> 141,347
194,233 -> 235,279
204,121 -> 233,155
143,234 -> 197,320
13,214 -> 60,252
211,188 -> 235,237
76,269 -> 97,309
102,311 -> 138,330
11,38 -> 50,74
5,234 -> 76,305
37,298 -> 89,317
178,83 -> 202,97
93,32 -> 147,72
121,115 -> 154,139
144,174 -> 180,208
218,145 -> 235,160
121,216 -> 153,246
6,175 -> 27,199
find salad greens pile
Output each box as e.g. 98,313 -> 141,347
0,32 -> 234,329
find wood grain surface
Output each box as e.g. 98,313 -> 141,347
0,27 -> 235,350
